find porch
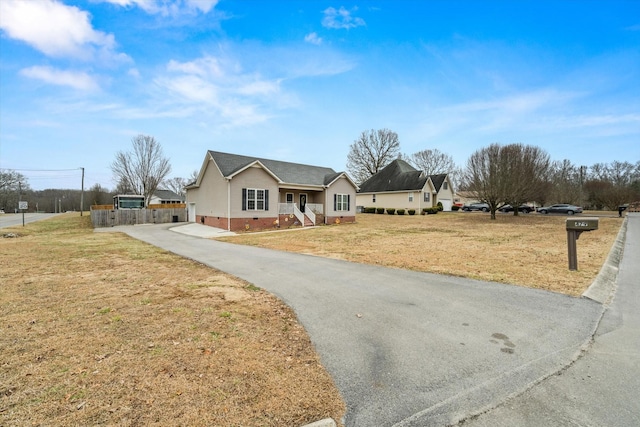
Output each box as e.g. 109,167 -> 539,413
278,202 -> 323,227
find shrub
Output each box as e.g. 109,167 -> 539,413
426,207 -> 439,214
451,205 -> 460,212
386,208 -> 396,215
397,209 -> 405,215
376,208 -> 385,214
364,207 -> 376,214
437,202 -> 444,211
408,209 -> 416,215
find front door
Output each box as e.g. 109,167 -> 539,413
299,194 -> 307,213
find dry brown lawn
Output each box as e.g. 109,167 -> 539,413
0,214 -> 345,426
220,211 -> 623,297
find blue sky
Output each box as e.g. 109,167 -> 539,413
1,0 -> 639,191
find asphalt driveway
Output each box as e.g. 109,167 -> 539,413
99,222 -> 611,427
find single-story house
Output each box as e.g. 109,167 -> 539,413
185,150 -> 358,231
356,159 -> 455,211
149,189 -> 184,205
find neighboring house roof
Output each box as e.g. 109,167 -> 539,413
152,189 -> 184,201
429,174 -> 448,192
357,159 -> 450,194
190,150 -> 357,189
358,159 -> 427,193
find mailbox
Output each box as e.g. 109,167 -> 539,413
566,217 -> 598,271
566,217 -> 598,231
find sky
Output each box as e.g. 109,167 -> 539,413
1,0 -> 639,191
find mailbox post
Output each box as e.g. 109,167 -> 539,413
566,217 -> 599,271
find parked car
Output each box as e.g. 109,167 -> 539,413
462,202 -> 489,212
498,204 -> 535,214
537,204 -> 583,215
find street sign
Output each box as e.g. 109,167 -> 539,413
19,201 -> 28,210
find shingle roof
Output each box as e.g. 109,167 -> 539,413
208,151 -> 339,187
153,189 -> 184,200
358,159 -> 428,193
429,174 -> 447,192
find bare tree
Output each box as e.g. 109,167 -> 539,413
463,143 -> 550,219
410,148 -> 459,192
0,169 -> 30,212
585,161 -> 640,209
463,144 -> 503,219
162,177 -> 188,197
88,183 -> 112,206
500,143 -> 550,215
346,129 -> 400,184
111,135 -> 172,206
410,149 -> 456,176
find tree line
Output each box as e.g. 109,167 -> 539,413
347,129 -> 640,219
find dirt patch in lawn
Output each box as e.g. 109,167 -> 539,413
0,214 -> 344,426
220,212 -> 623,296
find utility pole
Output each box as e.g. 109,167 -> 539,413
80,167 -> 85,216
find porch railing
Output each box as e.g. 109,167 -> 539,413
278,203 -> 320,226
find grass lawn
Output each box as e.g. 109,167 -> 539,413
0,213 -> 345,426
220,211 -> 623,297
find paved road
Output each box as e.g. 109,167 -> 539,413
458,213 -> 640,427
97,216 -> 632,427
0,212 -> 61,229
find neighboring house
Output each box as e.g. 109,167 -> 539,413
356,159 -> 455,211
185,151 -> 358,231
149,189 -> 184,205
454,190 -> 479,207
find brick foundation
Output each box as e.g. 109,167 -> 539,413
325,215 -> 356,225
196,214 -> 354,231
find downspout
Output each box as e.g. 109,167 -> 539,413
226,178 -> 231,231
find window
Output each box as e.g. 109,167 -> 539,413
424,192 -> 430,202
242,188 -> 269,211
286,193 -> 294,204
334,194 -> 350,211
409,192 -> 414,202
443,182 -> 448,190
372,194 -> 376,203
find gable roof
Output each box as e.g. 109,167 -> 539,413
358,159 -> 428,193
357,160 -> 450,194
429,174 -> 448,192
153,189 -> 183,200
192,150 -> 356,189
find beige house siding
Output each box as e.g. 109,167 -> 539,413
357,187 -> 435,211
229,165 -> 279,218
186,159 -> 228,217
325,176 -> 357,220
433,178 -> 455,210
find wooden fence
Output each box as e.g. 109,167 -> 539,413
90,205 -> 187,228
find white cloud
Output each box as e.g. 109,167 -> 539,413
101,0 -> 218,16
152,55 -> 283,126
322,6 -> 365,30
304,32 -> 323,45
20,66 -> 100,91
0,0 -> 122,61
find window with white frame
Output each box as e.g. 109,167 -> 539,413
372,194 -> 376,203
443,182 -> 448,190
242,188 -> 269,211
424,192 -> 430,202
335,194 -> 350,211
409,192 -> 414,202
286,193 -> 294,203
